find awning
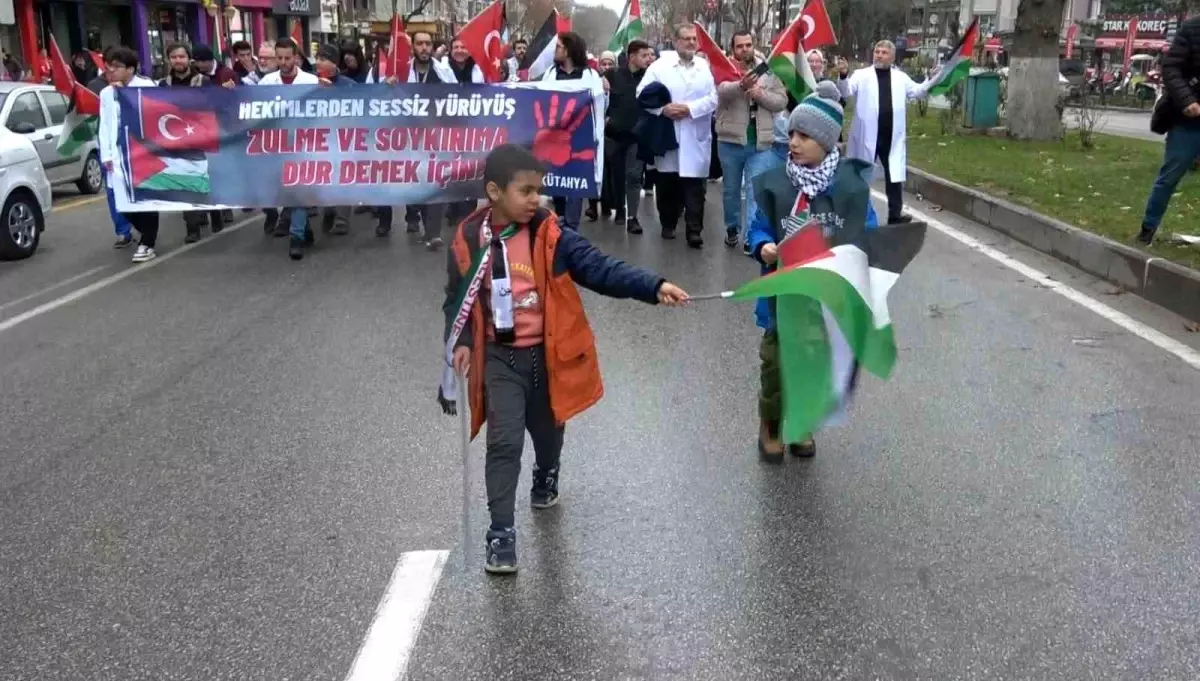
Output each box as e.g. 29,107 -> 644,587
1094,37 -> 1168,51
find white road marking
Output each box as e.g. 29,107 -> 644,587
0,265 -> 111,313
0,215 -> 260,335
344,550 -> 449,681
876,190 -> 1200,371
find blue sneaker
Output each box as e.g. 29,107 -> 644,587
484,528 -> 517,574
530,464 -> 560,509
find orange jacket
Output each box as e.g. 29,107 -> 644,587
444,207 -> 664,440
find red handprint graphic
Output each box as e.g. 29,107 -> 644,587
532,94 -> 596,168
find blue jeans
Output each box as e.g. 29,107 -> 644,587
1142,125 -> 1200,231
106,183 -> 132,238
718,141 -> 782,238
771,142 -> 788,162
552,196 -> 583,231
288,207 -> 309,239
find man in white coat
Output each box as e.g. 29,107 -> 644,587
98,46 -> 158,262
840,40 -> 936,224
636,24 -> 718,248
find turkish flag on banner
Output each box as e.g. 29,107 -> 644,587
692,21 -> 741,84
801,0 -> 838,50
379,13 -> 411,82
456,0 -> 506,82
140,93 -> 220,153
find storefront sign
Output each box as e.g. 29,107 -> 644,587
110,82 -> 598,212
1099,14 -> 1178,39
273,0 -> 318,16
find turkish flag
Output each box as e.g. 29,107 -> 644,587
378,13 -> 411,82
556,14 -> 572,34
48,37 -> 76,99
692,21 -> 741,84
89,50 -> 105,71
800,0 -> 837,50
139,92 -> 220,153
455,0 -> 506,82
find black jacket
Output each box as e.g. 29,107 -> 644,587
1157,17 -> 1200,132
605,66 -> 645,140
633,82 -> 678,164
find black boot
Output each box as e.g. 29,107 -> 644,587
185,224 -> 201,243
289,236 -> 304,260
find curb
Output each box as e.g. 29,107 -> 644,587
905,167 -> 1200,323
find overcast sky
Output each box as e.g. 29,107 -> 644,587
576,0 -> 626,16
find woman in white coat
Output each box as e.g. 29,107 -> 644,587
635,24 -> 718,248
541,31 -> 608,231
841,40 -> 937,224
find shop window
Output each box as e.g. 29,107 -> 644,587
7,92 -> 48,132
40,91 -> 69,126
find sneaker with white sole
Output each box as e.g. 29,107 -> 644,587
131,245 -> 156,263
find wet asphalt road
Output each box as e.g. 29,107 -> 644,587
1,184 -> 1198,680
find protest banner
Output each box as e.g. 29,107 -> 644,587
111,82 -> 598,212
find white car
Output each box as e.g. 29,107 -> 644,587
0,124 -> 53,260
0,82 -> 103,195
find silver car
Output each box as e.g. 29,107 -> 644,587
0,82 -> 103,196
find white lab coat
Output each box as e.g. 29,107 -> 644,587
98,75 -> 156,179
364,58 -> 457,84
257,68 -> 320,85
843,66 -> 934,183
542,66 -> 608,186
635,51 -> 718,178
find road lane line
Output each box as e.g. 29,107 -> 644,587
343,550 -> 449,681
0,265 -> 111,313
53,195 -> 105,211
0,215 -> 260,335
877,190 -> 1200,371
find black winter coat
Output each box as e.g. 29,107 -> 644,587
1156,17 -> 1200,132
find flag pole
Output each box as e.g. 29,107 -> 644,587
457,371 -> 471,569
686,291 -> 735,301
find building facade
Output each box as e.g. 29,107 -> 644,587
6,0 -> 327,81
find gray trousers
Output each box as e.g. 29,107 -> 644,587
484,343 -> 563,529
624,142 -> 645,218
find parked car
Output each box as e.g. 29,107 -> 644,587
0,124 -> 53,260
0,82 -> 103,195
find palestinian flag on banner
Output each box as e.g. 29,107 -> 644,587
607,0 -> 642,52
766,9 -> 820,103
722,221 -> 927,443
927,17 -> 979,96
127,132 -> 211,201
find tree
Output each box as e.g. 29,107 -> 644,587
728,0 -> 774,42
1006,0 -> 1067,141
821,0 -> 908,58
572,4 -> 620,54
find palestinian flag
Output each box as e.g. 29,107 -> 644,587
126,131 -> 211,202
766,10 -> 819,103
719,221 -> 927,443
927,17 -> 978,96
519,10 -> 559,81
58,113 -> 98,157
607,0 -> 643,52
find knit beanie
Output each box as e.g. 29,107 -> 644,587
787,80 -> 844,153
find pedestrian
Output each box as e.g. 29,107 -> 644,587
192,44 -> 240,87
98,46 -> 159,263
338,41 -> 371,83
716,30 -> 788,251
314,44 -> 354,237
87,48 -> 135,248
1140,15 -> 1200,244
605,39 -> 654,234
257,38 -> 320,260
840,40 -> 935,224
377,30 -> 455,245
636,24 -> 718,248
542,32 -> 608,230
442,143 -> 689,574
745,81 -> 871,458
70,51 -> 97,84
158,43 -> 225,244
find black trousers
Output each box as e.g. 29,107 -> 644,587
875,136 -> 904,221
128,211 -> 160,248
654,172 -> 705,237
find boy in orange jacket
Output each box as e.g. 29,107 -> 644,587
441,144 -> 688,574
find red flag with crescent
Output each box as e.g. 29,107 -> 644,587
800,0 -> 837,50
455,0 -> 506,83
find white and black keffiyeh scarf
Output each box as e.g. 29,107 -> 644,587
784,146 -> 840,200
